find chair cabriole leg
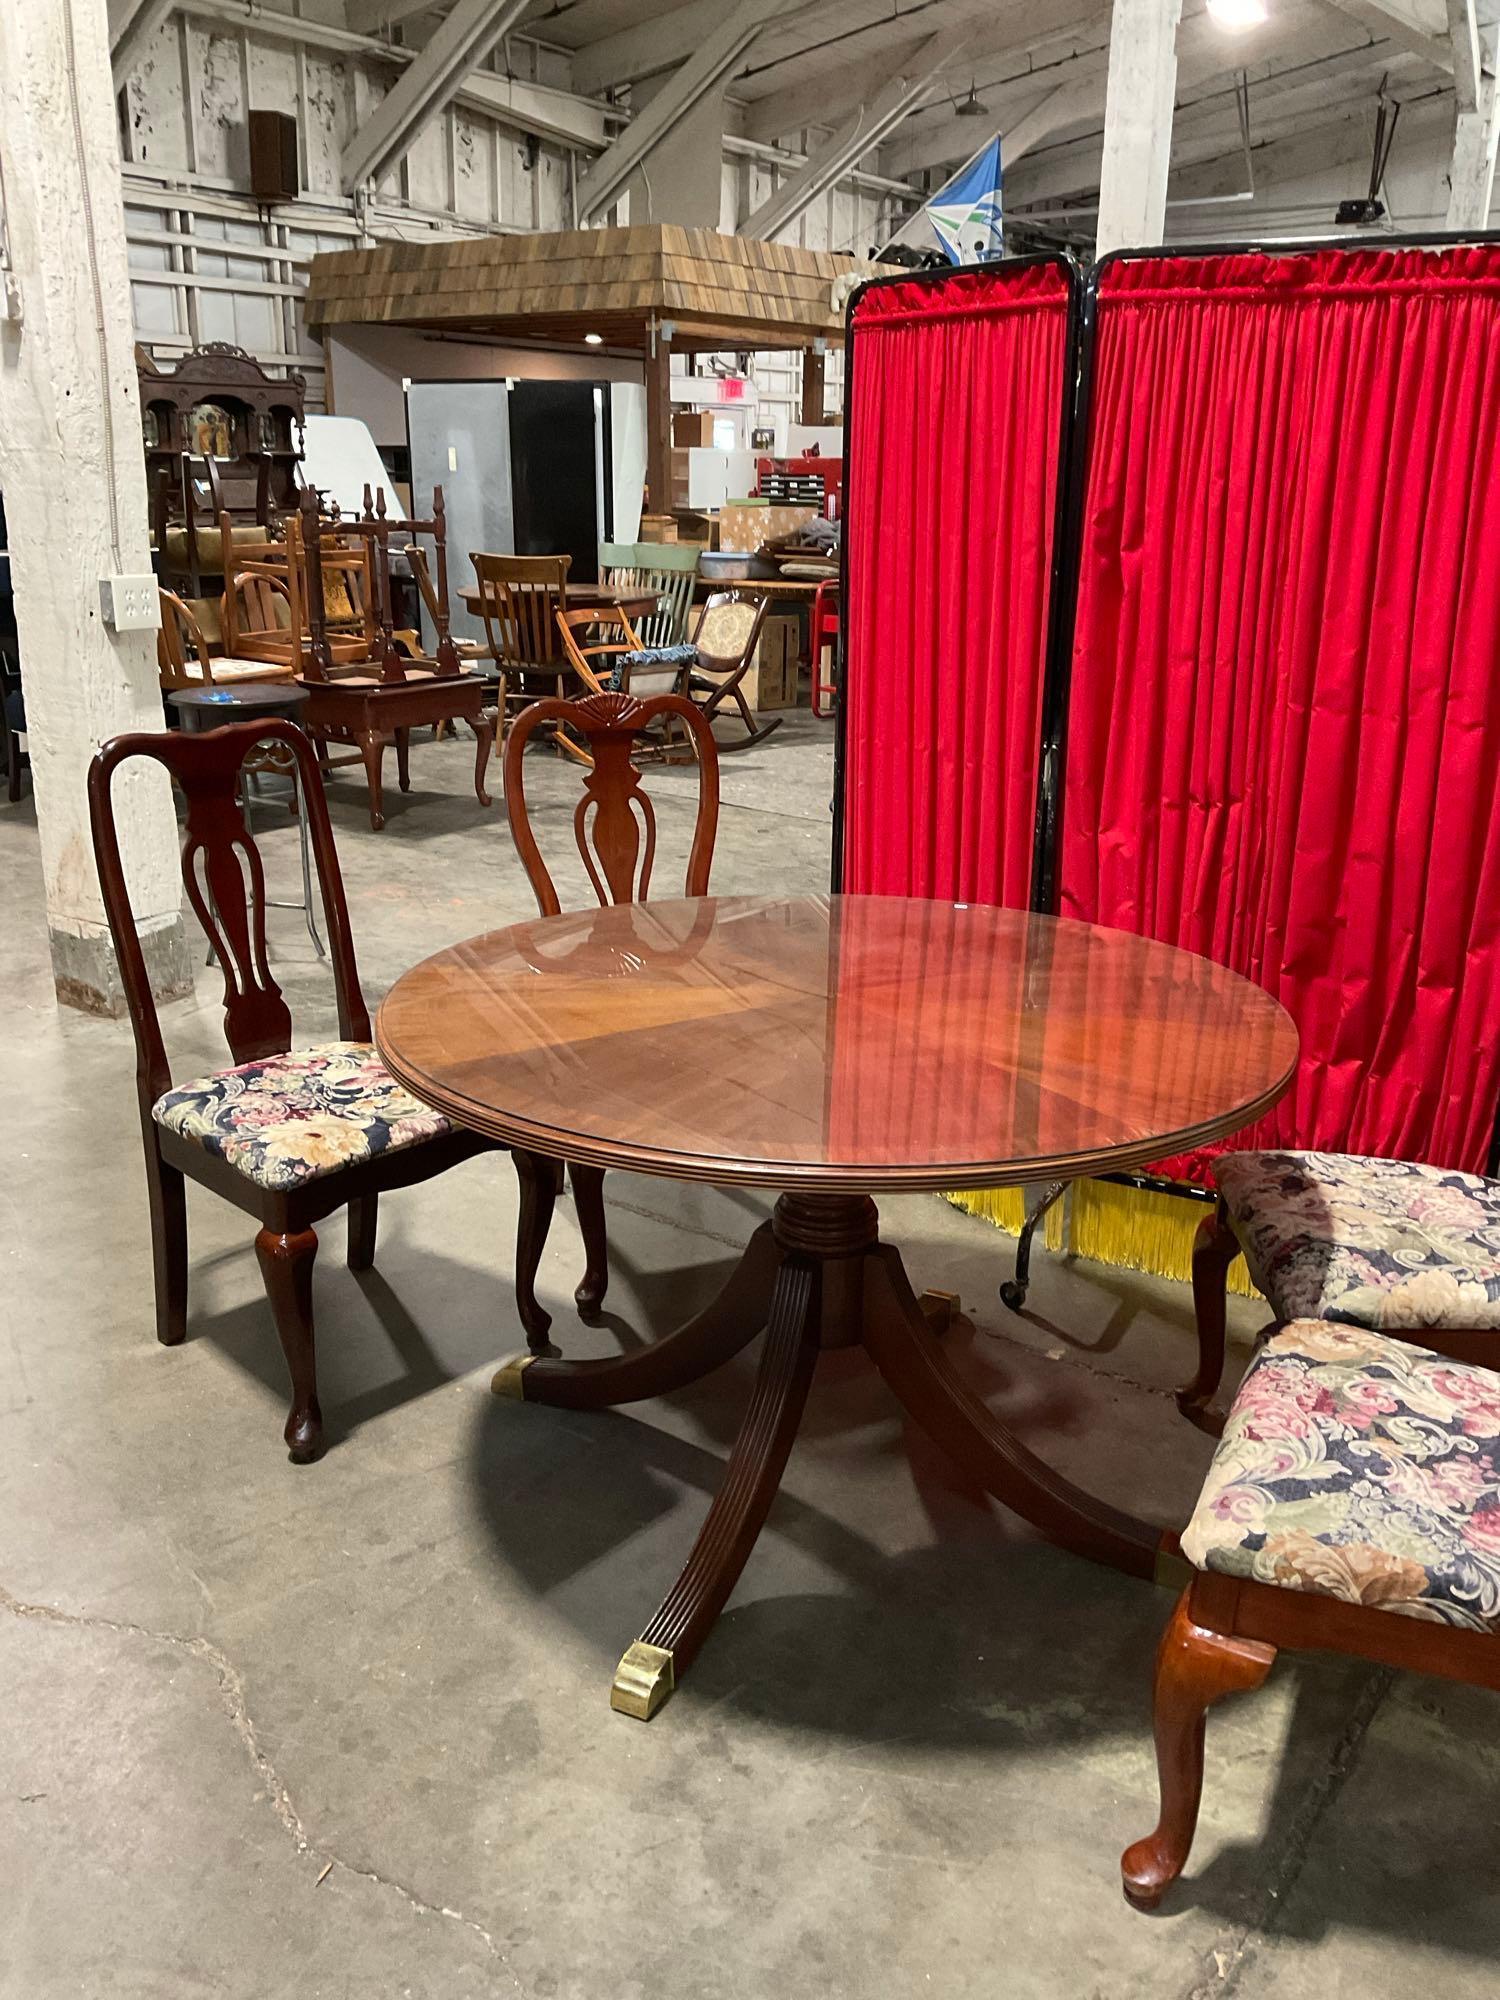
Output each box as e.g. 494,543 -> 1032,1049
347,1195 -> 378,1272
1121,1588 -> 1276,1910
570,1164 -> 609,1319
1179,1200 -> 1241,1421
513,1150 -> 559,1355
255,1225 -> 324,1462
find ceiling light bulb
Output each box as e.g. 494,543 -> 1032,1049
584,331 -> 603,345
1207,0 -> 1268,26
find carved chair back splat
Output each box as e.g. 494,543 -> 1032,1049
503,690 -> 719,919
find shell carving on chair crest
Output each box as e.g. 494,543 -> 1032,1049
576,690 -> 651,730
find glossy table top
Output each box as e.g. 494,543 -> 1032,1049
376,895 -> 1298,1192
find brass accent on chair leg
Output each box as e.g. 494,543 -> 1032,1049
611,1641 -> 675,1720
491,1353 -> 535,1399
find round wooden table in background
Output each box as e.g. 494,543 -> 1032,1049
377,894 -> 1298,1718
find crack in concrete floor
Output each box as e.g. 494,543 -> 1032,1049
0,1580 -> 503,1963
1177,1665 -> 1392,1998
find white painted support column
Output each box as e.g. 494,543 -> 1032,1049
1445,0 -> 1498,227
1093,0 -> 1183,256
0,0 -> 190,1013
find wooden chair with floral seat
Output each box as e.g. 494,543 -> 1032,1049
500,688 -> 720,1347
1122,1317 -> 1500,1910
87,717 -> 505,1464
1180,1150 -> 1500,1426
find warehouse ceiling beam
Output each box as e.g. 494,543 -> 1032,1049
743,0 -> 1103,147
887,51 -> 1111,181
172,0 -> 609,150
109,0 -> 176,83
740,25 -> 975,240
573,0 -> 799,224
1002,37 -> 1425,206
572,0 -> 724,97
342,0 -> 533,192
1318,0 -> 1456,71
345,0 -> 449,35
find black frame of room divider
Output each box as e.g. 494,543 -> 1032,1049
829,249 -> 1086,885
830,226 -> 1500,1185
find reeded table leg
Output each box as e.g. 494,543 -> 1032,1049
493,1188 -> 1177,1718
859,1241 -> 1163,1579
612,1259 -> 819,1719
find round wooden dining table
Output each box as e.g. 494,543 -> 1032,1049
377,893 -> 1298,1719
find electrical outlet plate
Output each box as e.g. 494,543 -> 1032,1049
100,574 -> 161,633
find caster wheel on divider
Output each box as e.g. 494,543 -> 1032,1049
999,1280 -> 1027,1312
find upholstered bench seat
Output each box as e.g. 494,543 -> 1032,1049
1182,1320 -> 1500,1632
1215,1150 -> 1500,1332
153,1040 -> 451,1192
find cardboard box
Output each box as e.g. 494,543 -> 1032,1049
672,510 -> 715,546
719,501 -> 816,554
639,514 -> 678,544
672,410 -> 716,448
753,612 -> 801,710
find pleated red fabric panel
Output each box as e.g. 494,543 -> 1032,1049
1060,246 -> 1500,1179
842,262 -> 1070,906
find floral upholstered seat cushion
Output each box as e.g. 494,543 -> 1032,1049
1215,1150 -> 1500,1332
1182,1321 -> 1500,1630
153,1041 -> 451,1191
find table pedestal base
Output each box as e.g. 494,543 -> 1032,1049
491,1192 -> 1181,1720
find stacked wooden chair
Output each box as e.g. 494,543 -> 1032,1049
1124,1147 -> 1500,1908
297,485 -> 495,831
158,588 -> 297,690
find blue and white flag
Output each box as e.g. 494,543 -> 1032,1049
925,137 -> 1004,265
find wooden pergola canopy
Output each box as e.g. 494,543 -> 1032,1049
303,224 -> 869,353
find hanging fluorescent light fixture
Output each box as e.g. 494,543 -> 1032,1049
1207,0 -> 1268,26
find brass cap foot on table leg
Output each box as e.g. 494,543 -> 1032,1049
611,1641 -> 675,1720
490,1354 -> 535,1400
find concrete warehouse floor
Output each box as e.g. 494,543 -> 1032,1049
2,713 -> 1498,2000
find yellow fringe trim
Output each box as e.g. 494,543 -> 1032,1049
946,1180 -> 1260,1298
944,1187 -> 1029,1236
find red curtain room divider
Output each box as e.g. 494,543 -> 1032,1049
1059,245 -> 1500,1180
841,260 -> 1073,906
